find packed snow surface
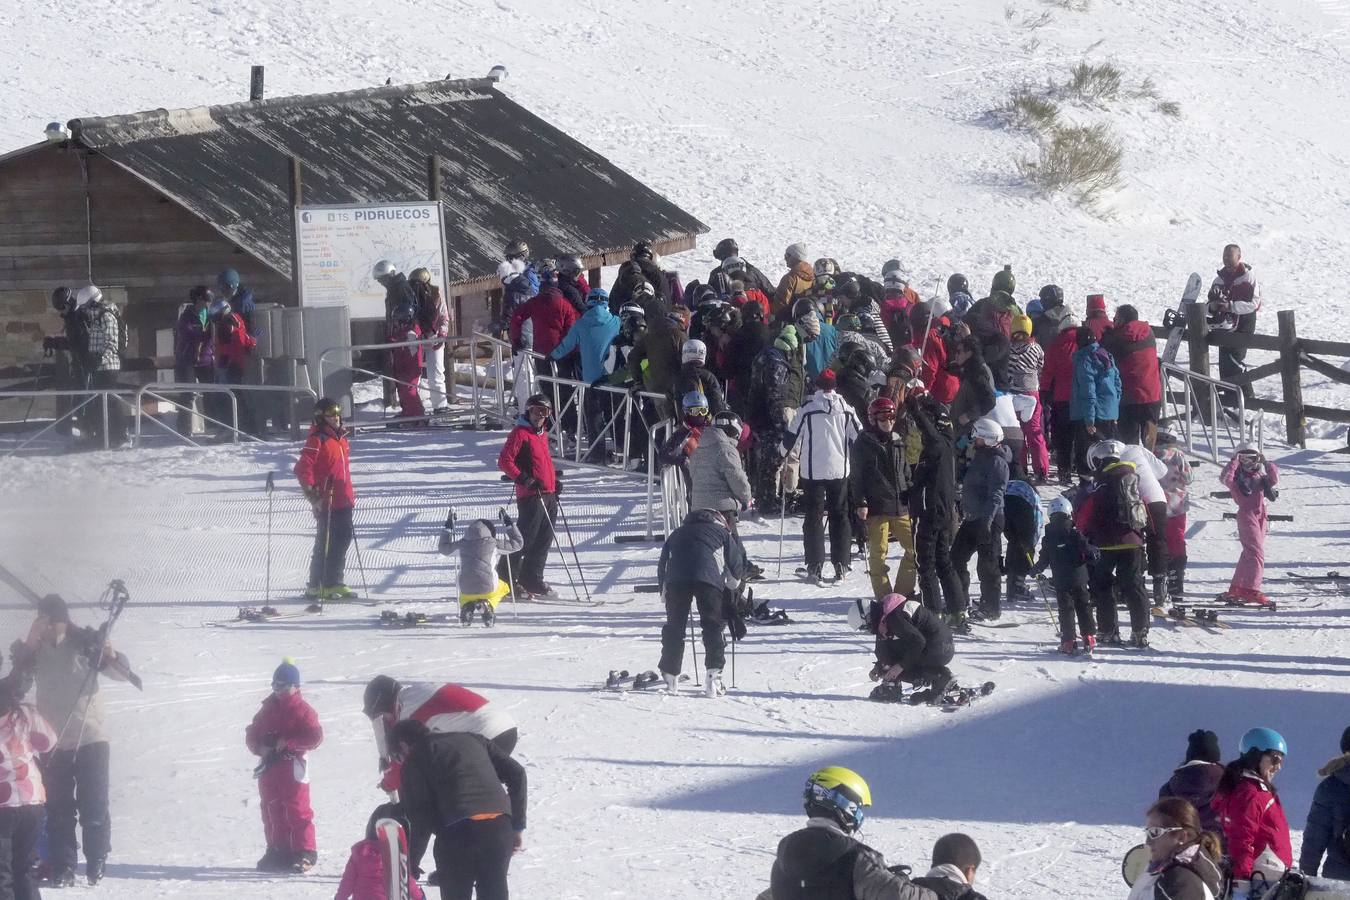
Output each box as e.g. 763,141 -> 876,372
1,427 -> 1348,898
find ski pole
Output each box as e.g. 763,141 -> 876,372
537,495 -> 581,601
265,472 -> 275,607
688,610 -> 700,685
351,511 -> 372,602
555,496 -> 593,603
317,477 -> 335,605
499,507 -> 518,618
776,475 -> 787,578
1036,575 -> 1059,635
730,611 -> 736,689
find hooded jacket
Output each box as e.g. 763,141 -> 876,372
1041,327 -> 1080,405
1125,841 -> 1224,900
688,426 -> 752,513
1212,770 -> 1293,880
774,260 -> 816,318
628,309 -> 686,397
1102,319 -> 1162,405
658,508 -> 748,591
550,302 -> 621,384
1301,753 -> 1350,878
509,285 -> 579,356
1206,263 -> 1260,333
1070,341 -> 1122,424
748,339 -> 804,429
498,416 -> 557,498
912,865 -> 988,900
244,688 -> 323,759
335,838 -> 426,900
783,390 -> 862,481
0,704 -> 57,807
770,818 -> 936,900
875,594 -> 954,671
295,420 -> 354,509
1032,515 -> 1094,590
1159,760 -> 1226,833
1005,339 -> 1044,394
908,399 -> 958,524
440,520 -> 525,598
1032,303 -> 1074,349
961,444 -> 1010,526
949,356 -> 996,428
909,329 -> 960,405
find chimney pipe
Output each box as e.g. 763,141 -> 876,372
250,65 -> 265,102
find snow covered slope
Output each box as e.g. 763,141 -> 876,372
1,429 -> 1348,899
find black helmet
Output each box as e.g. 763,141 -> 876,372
362,675 -> 400,718
50,286 -> 74,312
557,255 -> 584,276
835,272 -> 862,301
713,237 -> 739,261
392,303 -> 416,326
314,397 -> 342,420
525,393 -> 553,413
947,273 -> 969,296
1039,284 -> 1064,308
632,241 -> 654,262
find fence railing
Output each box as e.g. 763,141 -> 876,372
1158,363 -> 1259,463
317,336 -> 477,429
1156,302 -> 1350,447
0,388 -> 140,455
132,383 -> 318,448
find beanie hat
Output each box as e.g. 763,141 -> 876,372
991,265 -> 1015,295
774,324 -> 799,353
272,658 -> 301,688
817,369 -> 837,391
1087,293 -> 1107,314
785,242 -> 809,264
37,594 -> 70,624
586,287 -> 609,307
1185,729 -> 1222,764
1011,313 -> 1033,337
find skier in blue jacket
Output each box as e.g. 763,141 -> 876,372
550,289 -> 621,463
1069,327 -> 1122,476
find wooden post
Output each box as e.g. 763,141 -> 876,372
249,65 -> 265,102
453,295 -> 463,339
288,156 -> 303,305
427,154 -> 442,201
588,267 -> 602,295
1277,309 -> 1306,448
1184,297 -> 1211,422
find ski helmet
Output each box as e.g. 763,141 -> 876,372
632,280 -> 656,301
586,287 -> 609,307
971,417 -> 1004,445
713,237 -> 739,261
372,260 -> 399,283
867,397 -> 897,420
1239,727 -> 1288,757
882,258 -> 908,281
705,304 -> 736,333
681,390 -> 709,411
1025,298 -> 1044,317
712,410 -> 742,440
722,255 -> 748,277
991,265 -> 1015,295
525,393 -> 553,414
681,339 -> 708,365
947,274 -> 969,296
362,675 -> 400,718
50,286 -> 74,312
804,766 -> 872,833
217,268 -> 241,292
742,301 -> 765,323
631,240 -> 655,262
1039,284 -> 1064,308
409,267 -> 432,284
813,257 -> 840,279
313,397 -> 342,420
834,272 -> 862,301
690,285 -> 720,308
557,255 -> 584,276
619,303 -> 646,322
208,298 -> 233,321
1086,440 -> 1127,471
1011,313 -> 1033,337
504,239 -> 529,259
1047,496 -> 1073,518
75,285 -> 103,306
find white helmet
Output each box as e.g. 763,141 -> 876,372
1086,439 -> 1127,471
75,284 -> 103,306
1047,496 -> 1073,518
681,339 -> 707,364
372,259 -> 399,281
971,417 -> 1004,445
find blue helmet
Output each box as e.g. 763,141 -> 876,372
586,288 -> 609,307
1239,727 -> 1287,757
217,268 -> 241,292
682,391 -> 709,410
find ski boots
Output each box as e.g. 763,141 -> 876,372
292,849 -> 317,874
325,584 -> 357,601
87,858 -> 106,886
303,586 -> 325,600
833,563 -> 850,582
704,668 -> 726,698
1057,639 -> 1079,655
1081,634 -> 1097,655
803,564 -> 823,585
946,613 -> 972,635
662,672 -> 680,695
459,602 -> 479,626
482,603 -> 496,627
49,865 -> 77,887
1128,629 -> 1150,650
1099,629 -> 1125,647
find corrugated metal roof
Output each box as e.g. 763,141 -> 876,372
65,77 -> 706,285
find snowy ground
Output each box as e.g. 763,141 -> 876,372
2,427 -> 1349,898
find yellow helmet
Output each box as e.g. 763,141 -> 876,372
1011,312 -> 1033,337
804,766 -> 872,832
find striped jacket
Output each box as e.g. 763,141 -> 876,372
1006,339 -> 1044,394
0,705 -> 58,807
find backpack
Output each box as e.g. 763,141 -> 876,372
1113,470 -> 1148,535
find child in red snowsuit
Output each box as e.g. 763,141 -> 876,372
334,804 -> 425,900
388,310 -> 426,419
1221,447 -> 1279,604
246,659 -> 323,873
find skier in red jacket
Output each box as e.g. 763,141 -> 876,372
508,285 -> 579,357
246,660 -> 323,874
1040,316 -> 1081,483
387,305 -> 426,421
496,393 -> 560,597
1213,727 -> 1292,897
295,399 -> 356,601
1102,304 -> 1162,448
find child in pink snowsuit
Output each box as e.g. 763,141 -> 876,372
334,804 -> 425,900
246,659 -> 324,873
388,311 -> 426,419
1220,447 -> 1279,603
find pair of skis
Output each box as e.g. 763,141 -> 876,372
869,680 -> 996,711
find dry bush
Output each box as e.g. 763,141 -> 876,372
1041,0 -> 1091,9
1155,99 -> 1182,117
1017,123 -> 1124,208
992,87 -> 1061,132
1063,61 -> 1124,101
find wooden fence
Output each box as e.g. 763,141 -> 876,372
1153,301 -> 1350,447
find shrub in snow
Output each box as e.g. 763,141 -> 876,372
1016,123 -> 1124,208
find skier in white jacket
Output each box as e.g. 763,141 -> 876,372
1120,443 -> 1170,608
782,370 -> 862,583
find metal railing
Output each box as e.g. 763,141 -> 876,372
1160,361 -> 1262,463
317,336 -> 476,429
532,373 -> 669,474
0,388 -> 140,455
132,383 -> 319,447
468,331 -> 545,429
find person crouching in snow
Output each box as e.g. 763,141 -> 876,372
246,659 -> 323,874
1220,446 -> 1279,606
334,803 -> 425,900
851,593 -> 955,705
657,508 -> 749,697
439,510 -> 524,627
387,303 -> 425,421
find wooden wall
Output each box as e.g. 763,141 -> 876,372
0,144 -> 293,367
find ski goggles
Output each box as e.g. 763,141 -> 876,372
806,782 -> 865,830
1143,825 -> 1184,842
684,405 -> 710,420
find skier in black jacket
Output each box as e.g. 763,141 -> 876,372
855,592 -> 955,705
389,718 -> 525,900
911,833 -> 989,900
850,397 -> 916,601
709,237 -> 776,298
1032,496 -> 1099,655
656,508 -> 748,697
770,766 -> 935,900
907,389 -> 965,628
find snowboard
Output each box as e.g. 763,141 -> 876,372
375,818 -> 411,900
942,681 -> 996,711
1161,272 -> 1205,365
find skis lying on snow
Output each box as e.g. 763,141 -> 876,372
869,680 -> 995,710
1286,570 -> 1348,582
1222,512 -> 1294,523
208,606 -> 319,627
1151,605 -> 1229,630
601,670 -> 663,692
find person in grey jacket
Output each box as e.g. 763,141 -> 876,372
1301,725 -> 1350,879
688,412 -> 752,515
440,511 -> 525,626
952,419 -> 1010,621
18,594 -> 131,887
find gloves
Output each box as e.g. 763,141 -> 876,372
554,480 -> 564,497
498,508 -> 514,528
515,474 -> 542,490
869,661 -> 886,682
